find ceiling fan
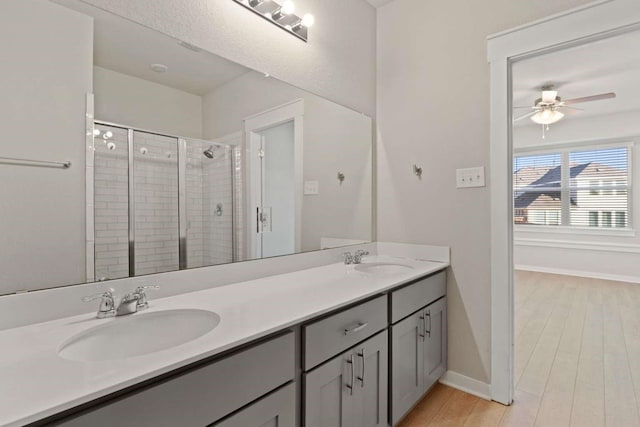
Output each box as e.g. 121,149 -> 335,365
514,85 -> 616,125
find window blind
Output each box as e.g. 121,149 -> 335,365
513,146 -> 630,229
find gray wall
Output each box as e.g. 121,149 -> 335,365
0,0 -> 93,294
81,0 -> 377,117
203,71 -> 373,251
93,66 -> 203,138
376,0 -> 592,384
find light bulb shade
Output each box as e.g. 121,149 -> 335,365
531,109 -> 564,125
301,13 -> 314,27
281,0 -> 295,15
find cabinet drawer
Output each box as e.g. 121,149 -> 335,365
303,295 -> 387,370
212,382 -> 295,427
390,270 -> 446,323
55,332 -> 295,427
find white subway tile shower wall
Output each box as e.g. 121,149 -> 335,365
93,125 -> 129,281
186,141 -> 206,268
132,131 -> 180,276
93,128 -> 237,280
204,146 -> 234,266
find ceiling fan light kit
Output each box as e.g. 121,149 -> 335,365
531,108 -> 564,125
514,85 -> 617,132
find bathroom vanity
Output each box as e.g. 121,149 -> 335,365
0,253 -> 448,427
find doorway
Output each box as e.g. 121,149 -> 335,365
243,100 -> 304,260
488,0 -> 640,408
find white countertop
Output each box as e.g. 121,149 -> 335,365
0,255 -> 447,426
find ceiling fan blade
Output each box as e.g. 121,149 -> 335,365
513,111 -> 536,122
563,92 -> 616,105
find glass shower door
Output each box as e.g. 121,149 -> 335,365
132,131 -> 179,276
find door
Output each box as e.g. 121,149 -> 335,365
213,383 -> 296,427
351,331 -> 388,427
304,349 -> 355,427
390,311 -> 424,425
251,121 -> 296,258
423,297 -> 447,391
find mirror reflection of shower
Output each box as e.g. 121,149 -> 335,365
90,122 -> 237,282
203,145 -> 222,159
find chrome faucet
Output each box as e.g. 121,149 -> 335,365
116,291 -> 142,316
82,289 -> 115,318
354,250 -> 369,264
134,285 -> 159,311
344,250 -> 370,265
83,285 -> 159,318
344,252 -> 355,265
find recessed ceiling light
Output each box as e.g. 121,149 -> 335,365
150,63 -> 168,73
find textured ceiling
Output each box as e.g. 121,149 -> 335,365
512,30 -> 640,124
56,0 -> 252,96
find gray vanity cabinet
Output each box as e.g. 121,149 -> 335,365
389,270 -> 447,426
304,330 -> 388,427
213,382 -> 296,427
390,310 -> 424,425
53,332 -> 295,427
390,297 -> 447,426
423,297 -> 447,391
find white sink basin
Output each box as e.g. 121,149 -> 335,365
58,309 -> 220,362
354,262 -> 414,275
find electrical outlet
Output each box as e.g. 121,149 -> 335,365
456,167 -> 485,188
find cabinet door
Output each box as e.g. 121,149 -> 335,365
351,330 -> 388,427
304,350 -> 354,427
390,311 -> 424,425
423,297 -> 447,391
213,382 -> 295,427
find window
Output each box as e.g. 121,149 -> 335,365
513,145 -> 631,229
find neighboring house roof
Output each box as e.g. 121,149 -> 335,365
513,162 -> 625,210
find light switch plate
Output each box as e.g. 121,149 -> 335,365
456,167 -> 485,188
304,180 -> 319,195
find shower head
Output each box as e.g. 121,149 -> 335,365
203,146 -> 216,159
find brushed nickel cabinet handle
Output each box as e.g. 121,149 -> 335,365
344,322 -> 368,336
346,354 -> 355,395
426,310 -> 431,337
357,349 -> 365,388
419,315 -> 425,341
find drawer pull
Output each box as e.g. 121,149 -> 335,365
426,311 -> 431,337
346,354 -> 355,395
419,316 -> 425,341
357,349 -> 365,387
344,322 -> 368,336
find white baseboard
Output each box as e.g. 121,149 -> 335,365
515,264 -> 640,284
439,370 -> 491,401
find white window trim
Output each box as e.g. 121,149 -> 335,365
514,224 -> 636,237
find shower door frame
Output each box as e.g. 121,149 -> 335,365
90,119 -> 236,281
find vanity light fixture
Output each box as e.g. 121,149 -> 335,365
233,0 -> 314,42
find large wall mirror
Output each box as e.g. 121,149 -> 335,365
0,0 -> 373,295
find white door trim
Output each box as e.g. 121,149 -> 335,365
243,99 -> 304,259
487,0 -> 640,405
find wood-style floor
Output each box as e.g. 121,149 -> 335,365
399,270 -> 640,427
